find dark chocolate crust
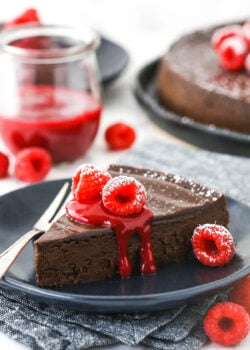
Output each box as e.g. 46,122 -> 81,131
35,165 -> 229,287
157,24 -> 250,134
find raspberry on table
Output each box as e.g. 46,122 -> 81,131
72,164 -> 111,202
102,175 -> 146,216
229,275 -> 250,314
191,224 -> 235,267
204,302 -> 250,346
105,123 -> 136,150
217,36 -> 248,71
0,151 -> 9,178
211,25 -> 244,50
4,8 -> 40,28
14,147 -> 52,184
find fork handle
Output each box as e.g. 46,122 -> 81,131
0,229 -> 41,279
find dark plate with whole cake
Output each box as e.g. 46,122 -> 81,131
0,170 -> 249,313
135,24 -> 250,157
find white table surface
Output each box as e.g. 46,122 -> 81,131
0,0 -> 249,349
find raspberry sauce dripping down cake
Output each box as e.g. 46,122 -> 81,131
66,168 -> 156,277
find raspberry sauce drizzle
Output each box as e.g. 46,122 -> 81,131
66,199 -> 157,277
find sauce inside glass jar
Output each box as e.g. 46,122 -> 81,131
0,25 -> 101,162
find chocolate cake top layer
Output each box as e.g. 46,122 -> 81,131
165,25 -> 250,103
36,165 -> 223,244
109,165 -> 221,218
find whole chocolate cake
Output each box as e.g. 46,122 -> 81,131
34,165 -> 229,287
157,24 -> 250,134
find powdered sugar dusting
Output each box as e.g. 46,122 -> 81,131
115,166 -> 221,202
72,163 -> 111,201
102,175 -> 147,215
192,224 -> 235,266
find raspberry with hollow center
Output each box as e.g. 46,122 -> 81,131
204,302 -> 250,346
0,152 -> 9,178
72,164 -> 111,202
4,8 -> 40,29
211,25 -> 243,50
102,175 -> 146,216
14,147 -> 52,184
217,36 -> 248,71
229,275 -> 250,314
105,123 -> 136,150
191,224 -> 235,266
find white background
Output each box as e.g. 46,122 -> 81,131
0,0 -> 249,349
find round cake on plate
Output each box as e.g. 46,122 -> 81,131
157,24 -> 250,134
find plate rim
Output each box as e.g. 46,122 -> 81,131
0,179 -> 249,310
98,36 -> 129,85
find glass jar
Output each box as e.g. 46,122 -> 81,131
0,24 -> 102,163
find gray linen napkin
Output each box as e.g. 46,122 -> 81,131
0,138 -> 247,350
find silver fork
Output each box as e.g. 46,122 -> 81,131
0,182 -> 72,279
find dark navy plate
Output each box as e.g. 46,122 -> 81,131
134,59 -> 250,157
98,37 -> 129,85
0,179 -> 249,313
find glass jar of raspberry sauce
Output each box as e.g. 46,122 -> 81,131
0,25 -> 102,163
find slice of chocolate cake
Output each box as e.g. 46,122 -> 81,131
34,165 -> 229,287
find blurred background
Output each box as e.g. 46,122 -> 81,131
0,0 -> 249,190
1,0 -> 248,63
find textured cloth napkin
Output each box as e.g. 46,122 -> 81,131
1,138 -> 248,350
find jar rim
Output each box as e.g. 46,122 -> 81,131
0,24 -> 100,63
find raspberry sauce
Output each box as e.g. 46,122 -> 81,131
0,86 -> 102,163
66,199 -> 157,278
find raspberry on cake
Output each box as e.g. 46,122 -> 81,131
72,164 -> 111,202
0,151 -> 9,178
211,25 -> 243,50
102,175 -> 147,215
243,21 -> 250,45
34,165 -> 229,287
217,36 -> 248,71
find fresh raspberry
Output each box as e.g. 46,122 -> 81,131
105,123 -> 136,150
72,164 -> 111,202
102,176 -> 146,216
243,21 -> 250,46
229,275 -> 250,314
0,152 -> 9,178
191,224 -> 235,267
4,8 -> 40,29
217,36 -> 248,71
14,147 -> 52,184
204,302 -> 250,346
211,25 -> 243,50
